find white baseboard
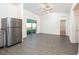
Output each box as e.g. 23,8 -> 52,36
39,32 -> 60,35
70,39 -> 78,43
70,38 -> 79,43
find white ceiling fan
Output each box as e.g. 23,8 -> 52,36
41,3 -> 53,13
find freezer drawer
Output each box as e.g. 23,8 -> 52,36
6,28 -> 22,47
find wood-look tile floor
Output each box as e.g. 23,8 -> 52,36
0,33 -> 78,55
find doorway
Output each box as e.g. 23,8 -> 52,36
27,19 -> 37,35
60,20 -> 66,36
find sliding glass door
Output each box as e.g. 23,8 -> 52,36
27,19 -> 37,35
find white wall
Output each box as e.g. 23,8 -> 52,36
69,3 -> 79,43
0,3 -> 40,39
69,3 -> 79,55
69,10 -> 77,43
40,12 -> 69,35
23,9 -> 40,38
0,3 -> 22,29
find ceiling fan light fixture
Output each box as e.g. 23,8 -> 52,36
41,3 -> 53,13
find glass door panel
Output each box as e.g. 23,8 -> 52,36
27,19 -> 37,35
27,23 -> 32,34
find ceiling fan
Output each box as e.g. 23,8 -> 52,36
41,3 -> 53,13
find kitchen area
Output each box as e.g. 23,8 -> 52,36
0,4 -> 22,48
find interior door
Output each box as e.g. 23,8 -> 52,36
60,20 -> 66,36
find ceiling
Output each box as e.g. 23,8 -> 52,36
11,3 -> 20,5
24,3 -> 73,15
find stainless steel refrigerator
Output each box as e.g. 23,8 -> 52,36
1,17 -> 22,47
0,30 -> 4,47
